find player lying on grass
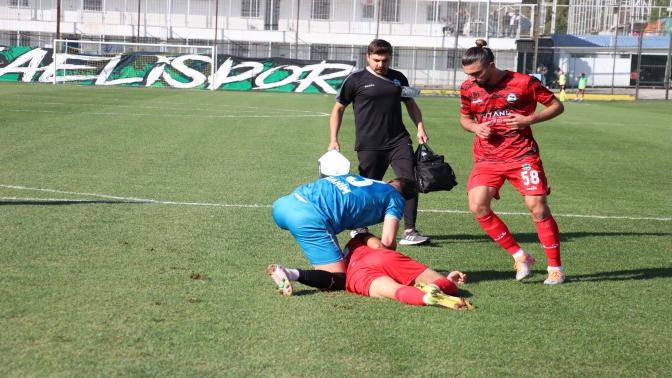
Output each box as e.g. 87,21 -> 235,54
271,174 -> 416,293
268,232 -> 474,310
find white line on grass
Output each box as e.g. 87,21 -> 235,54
2,184 -> 670,221
4,109 -> 329,118
0,196 -> 269,207
0,185 -> 270,208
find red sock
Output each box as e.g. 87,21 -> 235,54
476,211 -> 521,255
394,286 -> 427,306
535,215 -> 561,267
431,278 -> 458,295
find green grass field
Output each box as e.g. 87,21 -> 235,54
1,83 -> 671,377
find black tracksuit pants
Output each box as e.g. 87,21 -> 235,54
356,141 -> 418,231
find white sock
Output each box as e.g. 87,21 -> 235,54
512,250 -> 526,259
548,266 -> 563,273
285,268 -> 300,281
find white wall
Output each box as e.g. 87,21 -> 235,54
555,53 -> 631,87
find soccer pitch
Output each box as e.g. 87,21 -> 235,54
1,83 -> 671,376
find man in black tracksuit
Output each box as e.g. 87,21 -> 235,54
328,39 -> 430,246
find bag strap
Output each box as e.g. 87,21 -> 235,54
416,143 -> 435,155
422,143 -> 435,155
415,143 -> 435,165
365,66 -> 400,86
415,143 -> 423,163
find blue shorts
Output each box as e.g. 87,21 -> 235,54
272,194 -> 343,266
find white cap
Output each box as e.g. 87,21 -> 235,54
318,150 -> 351,178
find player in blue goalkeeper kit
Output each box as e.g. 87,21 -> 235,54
269,174 -> 418,295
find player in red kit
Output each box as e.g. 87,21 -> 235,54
459,39 -> 566,284
344,233 -> 472,309
267,232 -> 473,309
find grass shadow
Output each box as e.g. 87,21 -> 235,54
468,267 -> 672,283
290,289 -> 323,297
568,267 -> 672,282
428,231 -> 671,245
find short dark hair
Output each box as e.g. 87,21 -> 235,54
462,39 -> 495,66
391,177 -> 418,201
368,39 -> 393,56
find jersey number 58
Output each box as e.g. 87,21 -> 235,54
521,170 -> 540,186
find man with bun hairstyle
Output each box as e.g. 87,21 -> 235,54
459,39 -> 566,284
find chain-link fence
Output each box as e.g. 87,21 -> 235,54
1,0 -> 671,99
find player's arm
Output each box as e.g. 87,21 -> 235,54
380,217 -> 400,251
403,99 -> 428,144
504,97 -> 564,130
359,233 -> 386,249
530,97 -> 564,124
460,113 -> 493,139
329,102 -> 347,152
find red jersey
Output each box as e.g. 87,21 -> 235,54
343,234 -> 427,296
460,71 -> 556,163
343,235 -> 368,267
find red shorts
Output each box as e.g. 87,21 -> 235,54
345,248 -> 428,296
467,156 -> 551,199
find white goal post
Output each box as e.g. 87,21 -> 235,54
53,40 -> 216,90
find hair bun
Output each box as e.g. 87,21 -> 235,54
475,39 -> 488,48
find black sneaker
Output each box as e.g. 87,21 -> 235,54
350,227 -> 369,238
399,229 -> 430,245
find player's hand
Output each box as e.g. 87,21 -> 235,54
417,129 -> 428,145
447,271 -> 467,284
328,141 -> 340,152
503,114 -> 532,130
472,120 -> 493,139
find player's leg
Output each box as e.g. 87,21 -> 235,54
468,165 -> 534,280
266,265 -> 346,296
388,142 -> 430,245
269,195 -> 347,295
414,268 -> 459,295
363,249 -> 468,307
357,149 -> 389,181
350,247 -> 427,305
294,267 -> 346,288
524,194 -> 564,284
368,276 -> 407,300
369,276 -> 463,308
507,158 -> 563,283
273,194 -> 345,271
380,252 -> 455,294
